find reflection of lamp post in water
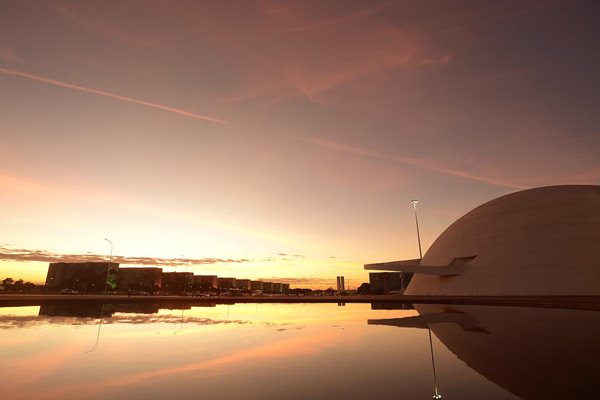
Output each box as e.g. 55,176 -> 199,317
86,305 -> 105,353
173,307 -> 185,335
88,238 -> 113,352
429,328 -> 442,399
103,238 -> 114,296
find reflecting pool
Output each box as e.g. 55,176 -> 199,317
1,302 -> 598,399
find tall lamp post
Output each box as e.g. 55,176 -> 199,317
410,199 -> 423,259
103,238 -> 113,295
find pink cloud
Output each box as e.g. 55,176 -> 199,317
0,47 -> 21,62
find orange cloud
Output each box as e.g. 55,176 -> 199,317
41,330 -> 346,399
2,343 -> 82,395
0,67 -> 227,124
258,2 -> 454,98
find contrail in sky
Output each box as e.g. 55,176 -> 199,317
295,135 -> 528,190
0,67 -> 227,124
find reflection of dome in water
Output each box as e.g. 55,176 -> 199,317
413,304 -> 600,400
405,185 -> 600,295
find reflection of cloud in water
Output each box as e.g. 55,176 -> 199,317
276,325 -> 306,332
0,313 -> 250,329
44,330 -> 345,398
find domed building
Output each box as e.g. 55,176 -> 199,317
365,185 -> 600,295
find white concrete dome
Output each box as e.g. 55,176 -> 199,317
405,185 -> 600,295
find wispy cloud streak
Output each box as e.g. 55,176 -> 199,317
295,135 -> 528,190
0,67 -> 227,124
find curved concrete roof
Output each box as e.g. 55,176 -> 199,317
405,185 -> 600,295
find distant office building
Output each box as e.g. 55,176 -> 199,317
161,272 -> 193,294
272,282 -> 282,293
251,281 -> 263,291
337,276 -> 345,291
261,282 -> 274,293
193,275 -> 218,290
45,262 -> 119,293
282,283 -> 290,293
369,272 -> 413,294
118,267 -> 162,293
236,279 -> 252,291
217,277 -> 236,290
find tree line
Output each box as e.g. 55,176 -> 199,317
1,277 -> 41,293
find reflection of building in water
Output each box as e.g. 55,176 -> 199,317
161,272 -> 193,293
369,272 -> 413,294
366,185 -> 600,295
112,303 -> 161,314
369,304 -> 600,399
45,262 -> 119,292
236,279 -> 252,291
217,277 -> 236,290
370,302 -> 414,310
157,302 -> 194,310
117,267 -> 162,292
193,275 -> 218,290
40,303 -> 108,318
39,303 -> 161,317
38,302 -> 217,318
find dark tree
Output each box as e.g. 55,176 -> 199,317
357,282 -> 371,295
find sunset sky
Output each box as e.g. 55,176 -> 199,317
1,0 -> 599,287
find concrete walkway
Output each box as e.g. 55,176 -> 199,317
1,294 -> 600,310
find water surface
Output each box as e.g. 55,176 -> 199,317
1,302 -> 598,399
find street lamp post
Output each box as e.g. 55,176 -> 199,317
410,199 -> 423,259
103,238 -> 113,295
